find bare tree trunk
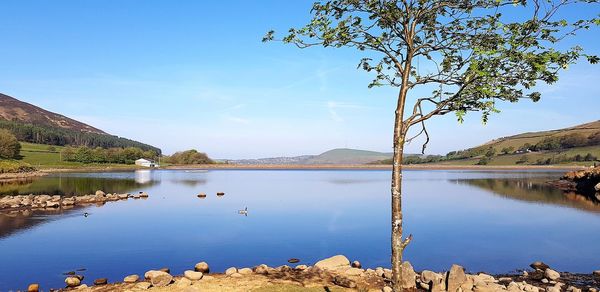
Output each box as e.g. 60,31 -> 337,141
391,88 -> 408,292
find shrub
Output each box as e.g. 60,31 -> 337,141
0,129 -> 21,159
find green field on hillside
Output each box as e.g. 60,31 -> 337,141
18,142 -> 137,169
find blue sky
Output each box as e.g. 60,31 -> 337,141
0,1 -> 598,158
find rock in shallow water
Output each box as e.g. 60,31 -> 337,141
27,283 -> 39,292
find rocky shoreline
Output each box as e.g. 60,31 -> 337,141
549,167 -> 600,201
19,255 -> 600,292
0,190 -> 149,212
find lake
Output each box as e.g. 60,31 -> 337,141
1,169 -> 599,290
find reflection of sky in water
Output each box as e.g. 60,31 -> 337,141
0,169 -> 599,290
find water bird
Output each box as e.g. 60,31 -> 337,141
83,212 -> 89,217
238,207 -> 248,216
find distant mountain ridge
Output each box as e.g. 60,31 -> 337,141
0,93 -> 105,134
228,148 -> 395,165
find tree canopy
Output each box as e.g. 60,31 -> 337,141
0,129 -> 21,159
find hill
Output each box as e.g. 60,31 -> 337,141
228,148 -> 394,165
401,121 -> 600,166
305,148 -> 393,164
0,93 -> 105,134
0,93 -> 161,153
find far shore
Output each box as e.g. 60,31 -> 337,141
0,163 -> 586,179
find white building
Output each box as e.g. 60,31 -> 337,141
135,158 -> 158,168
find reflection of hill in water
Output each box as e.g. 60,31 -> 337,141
456,178 -> 600,214
0,206 -> 87,239
0,176 -> 157,196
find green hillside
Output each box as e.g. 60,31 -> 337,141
305,148 -> 393,164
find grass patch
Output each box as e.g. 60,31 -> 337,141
0,160 -> 36,173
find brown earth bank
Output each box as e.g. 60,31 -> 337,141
27,255 -> 599,292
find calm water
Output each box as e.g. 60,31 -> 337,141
1,169 -> 600,290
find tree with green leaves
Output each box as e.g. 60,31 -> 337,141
0,129 -> 21,159
264,1 -> 598,290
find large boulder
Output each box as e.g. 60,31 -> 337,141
225,267 -> 238,275
446,264 -> 467,292
314,255 -> 350,270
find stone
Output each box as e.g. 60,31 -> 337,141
566,286 -> 582,292
239,268 -> 253,275
419,282 -> 430,290
149,271 -> 173,287
499,277 -> 513,283
123,274 -> 139,283
254,264 -> 269,274
593,270 -> 600,277
542,279 -> 549,284
383,269 -> 392,280
507,282 -> 521,292
94,278 -> 108,285
76,284 -> 88,290
27,284 -> 39,292
139,192 -> 149,198
135,282 -> 152,290
546,287 -> 561,292
184,270 -> 203,280
288,258 -> 300,264
529,270 -> 546,280
333,275 -> 357,288
531,261 -> 550,271
314,255 -> 350,270
344,268 -> 364,276
230,273 -> 243,278
65,277 -> 81,287
202,275 -> 215,281
159,267 -> 170,273
197,193 -> 207,198
447,264 -> 467,292
295,265 -> 308,271
595,183 -> 600,192
352,261 -> 362,269
95,190 -> 106,196
46,201 -> 60,208
225,267 -> 238,275
545,269 -> 560,281
195,262 -> 210,273
401,261 -> 417,291
175,277 -> 192,287
217,192 -> 225,196
422,270 -> 445,292
375,267 -> 385,278
383,287 -> 393,292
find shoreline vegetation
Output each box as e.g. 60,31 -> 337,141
27,255 -> 599,292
